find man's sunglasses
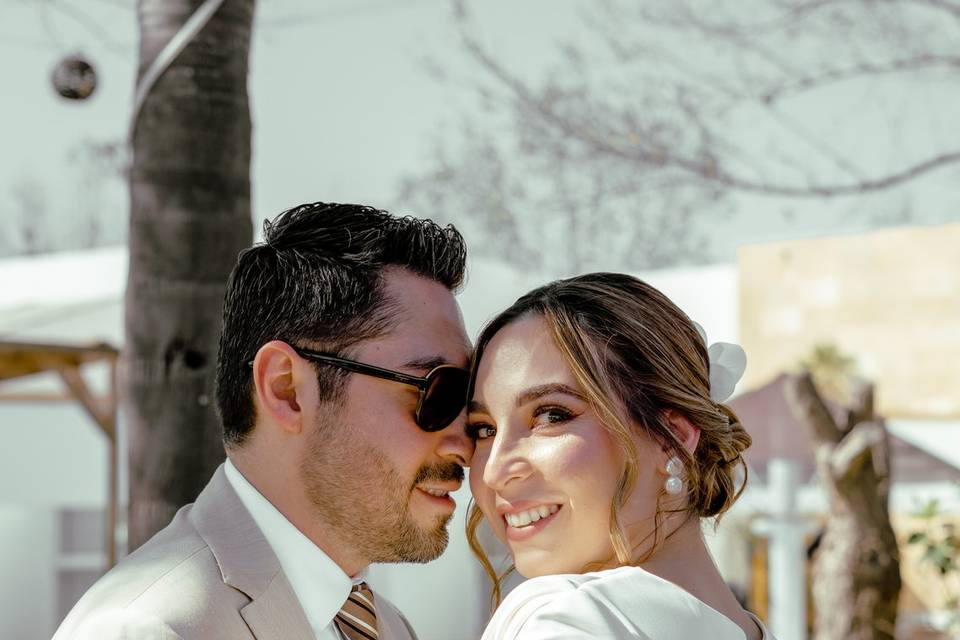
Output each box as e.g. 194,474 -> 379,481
288,346 -> 469,432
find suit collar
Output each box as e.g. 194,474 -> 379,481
222,459 -> 357,635
190,464 -> 280,598
189,465 -> 313,638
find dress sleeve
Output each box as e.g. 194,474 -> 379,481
482,576 -> 651,640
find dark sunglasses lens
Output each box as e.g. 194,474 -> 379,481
418,367 -> 470,431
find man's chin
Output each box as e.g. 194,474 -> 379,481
367,514 -> 451,564
409,495 -> 454,532
409,520 -> 451,563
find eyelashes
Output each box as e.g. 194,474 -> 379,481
468,404 -> 579,440
466,422 -> 496,440
531,405 -> 576,426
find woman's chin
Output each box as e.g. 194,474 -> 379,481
513,553 -> 575,578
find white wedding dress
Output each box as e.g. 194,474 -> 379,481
481,566 -> 776,640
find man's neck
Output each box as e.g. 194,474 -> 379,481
228,452 -> 369,577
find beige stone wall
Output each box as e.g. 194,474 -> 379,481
738,223 -> 960,419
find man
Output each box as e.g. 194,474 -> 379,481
55,203 -> 475,639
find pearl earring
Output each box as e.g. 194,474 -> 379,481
664,456 -> 684,495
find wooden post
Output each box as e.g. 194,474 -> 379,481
0,342 -> 121,568
55,362 -> 119,568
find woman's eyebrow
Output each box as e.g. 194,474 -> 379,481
468,384 -> 586,415
516,383 -> 586,407
468,399 -> 487,414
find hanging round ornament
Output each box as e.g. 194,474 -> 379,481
51,54 -> 98,101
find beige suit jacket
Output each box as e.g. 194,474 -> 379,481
53,465 -> 417,640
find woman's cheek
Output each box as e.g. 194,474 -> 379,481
468,454 -> 496,518
531,433 -> 594,479
468,445 -> 488,490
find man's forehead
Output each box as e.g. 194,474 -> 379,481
395,330 -> 472,370
376,278 -> 470,368
361,320 -> 471,370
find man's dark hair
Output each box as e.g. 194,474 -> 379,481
215,202 -> 467,446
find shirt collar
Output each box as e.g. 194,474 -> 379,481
224,458 -> 366,636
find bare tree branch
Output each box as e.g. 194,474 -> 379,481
785,372 -> 843,443
761,54 -> 960,103
671,0 -> 960,31
463,34 -> 960,198
402,0 -> 959,273
829,420 -> 885,481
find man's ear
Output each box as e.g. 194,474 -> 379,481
662,409 -> 701,457
251,340 -> 305,435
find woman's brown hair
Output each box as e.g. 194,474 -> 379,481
466,273 -> 751,606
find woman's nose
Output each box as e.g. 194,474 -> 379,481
481,429 -> 533,491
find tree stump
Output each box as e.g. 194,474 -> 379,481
785,372 -> 901,640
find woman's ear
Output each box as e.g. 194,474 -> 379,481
662,409 -> 700,456
251,340 -> 304,435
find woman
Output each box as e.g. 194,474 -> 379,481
466,273 -> 772,639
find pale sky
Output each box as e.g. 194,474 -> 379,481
0,0 -> 581,249
1,0 -> 958,264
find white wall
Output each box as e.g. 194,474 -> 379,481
0,508 -> 58,640
0,403 -> 107,507
0,402 -> 107,638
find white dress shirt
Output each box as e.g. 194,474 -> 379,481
224,459 -> 366,640
482,565 -> 775,640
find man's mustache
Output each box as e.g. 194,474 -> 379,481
412,462 -> 465,487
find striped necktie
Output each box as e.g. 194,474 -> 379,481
335,582 -> 379,640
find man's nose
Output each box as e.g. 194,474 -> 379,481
435,409 -> 474,468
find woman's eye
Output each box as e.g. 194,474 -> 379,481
532,406 -> 575,428
466,423 -> 497,441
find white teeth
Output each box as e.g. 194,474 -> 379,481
422,488 -> 448,497
505,505 -> 560,528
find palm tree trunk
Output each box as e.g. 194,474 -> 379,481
125,0 -> 255,550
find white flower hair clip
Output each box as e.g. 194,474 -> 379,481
692,322 -> 747,403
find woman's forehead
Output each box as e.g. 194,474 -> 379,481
475,317 -> 578,400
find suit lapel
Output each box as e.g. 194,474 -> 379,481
190,465 -> 315,640
240,572 -> 315,640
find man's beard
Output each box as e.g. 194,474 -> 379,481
300,412 -> 464,564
